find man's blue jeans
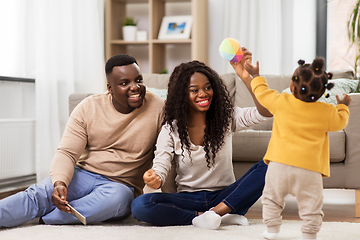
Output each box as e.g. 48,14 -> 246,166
131,160 -> 267,226
0,166 -> 134,227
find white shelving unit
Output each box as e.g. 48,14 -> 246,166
105,0 -> 208,73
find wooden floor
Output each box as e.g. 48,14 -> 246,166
245,189 -> 360,223
1,188 -> 359,223
0,188 -> 27,200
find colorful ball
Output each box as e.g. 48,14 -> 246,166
219,38 -> 244,63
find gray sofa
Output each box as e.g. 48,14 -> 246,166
69,70 -> 360,217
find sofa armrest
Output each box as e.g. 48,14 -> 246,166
343,93 -> 360,189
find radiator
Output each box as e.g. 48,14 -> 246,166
0,119 -> 36,189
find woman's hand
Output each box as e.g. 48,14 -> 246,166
143,169 -> 162,189
230,48 -> 272,118
51,181 -> 71,213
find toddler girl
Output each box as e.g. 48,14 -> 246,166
244,57 -> 351,240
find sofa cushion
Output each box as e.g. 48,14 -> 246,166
143,73 -> 170,89
69,93 -> 94,115
329,130 -> 346,163
232,130 -> 345,163
282,79 -> 359,106
249,118 -> 273,131
221,73 -> 236,104
331,69 -> 354,79
234,74 -> 292,107
232,130 -> 271,162
147,87 -> 168,99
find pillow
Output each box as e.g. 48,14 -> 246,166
281,79 -> 359,105
331,69 -> 354,80
147,87 -> 168,99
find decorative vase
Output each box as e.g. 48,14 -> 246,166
122,26 -> 137,41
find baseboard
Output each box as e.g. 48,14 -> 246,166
0,174 -> 36,198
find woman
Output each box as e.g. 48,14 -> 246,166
131,54 -> 272,229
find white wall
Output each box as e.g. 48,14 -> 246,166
112,1 -> 335,76
292,0 -> 316,69
207,0 -> 225,74
208,0 -> 353,74
166,0 -> 351,75
0,0 -> 356,125
208,0 -> 317,75
327,0 -> 356,72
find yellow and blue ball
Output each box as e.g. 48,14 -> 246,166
219,38 -> 244,63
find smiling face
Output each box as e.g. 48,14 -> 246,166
187,72 -> 214,113
106,63 -> 146,114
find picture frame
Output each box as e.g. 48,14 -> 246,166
158,15 -> 193,40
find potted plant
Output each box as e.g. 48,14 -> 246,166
348,0 -> 360,92
122,17 -> 137,41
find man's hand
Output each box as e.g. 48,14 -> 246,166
143,169 -> 162,189
51,181 -> 71,213
336,93 -> 351,106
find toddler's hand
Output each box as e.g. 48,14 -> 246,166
143,169 -> 162,189
244,60 -> 260,78
230,48 -> 253,83
336,93 -> 351,106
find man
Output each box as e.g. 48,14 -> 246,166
0,54 -> 164,227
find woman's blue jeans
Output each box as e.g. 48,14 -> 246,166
131,160 -> 267,226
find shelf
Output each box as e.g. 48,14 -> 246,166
105,0 -> 208,73
111,40 -> 150,44
110,39 -> 192,44
115,0 -> 192,2
152,39 -> 192,44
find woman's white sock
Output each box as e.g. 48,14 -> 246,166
221,214 -> 249,226
192,211 -> 221,230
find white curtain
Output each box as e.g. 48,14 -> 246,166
208,0 -> 316,76
34,0 -> 106,181
1,0 -> 106,182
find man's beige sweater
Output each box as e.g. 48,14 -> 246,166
50,91 -> 164,196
